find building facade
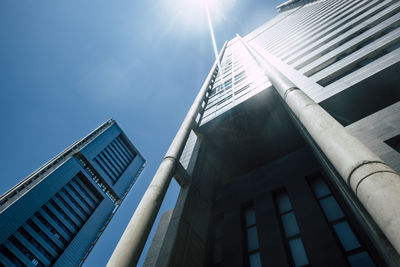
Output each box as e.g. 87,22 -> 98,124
142,0 -> 400,266
0,119 -> 146,266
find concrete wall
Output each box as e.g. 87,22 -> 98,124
346,101 -> 400,173
206,147 -> 351,267
144,139 -> 222,267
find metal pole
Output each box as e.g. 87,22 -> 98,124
237,34 -> 400,254
107,41 -> 227,267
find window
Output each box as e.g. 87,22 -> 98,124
26,219 -> 61,254
309,175 -> 375,266
385,134 -> 400,153
234,84 -> 251,95
0,175 -> 102,265
234,71 -> 247,85
19,228 -> 53,263
275,190 -> 309,266
223,79 -> 232,90
35,213 -> 68,246
94,135 -> 136,184
242,204 -> 262,267
317,38 -> 400,87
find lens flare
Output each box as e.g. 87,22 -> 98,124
161,0 -> 236,33
204,0 -> 222,71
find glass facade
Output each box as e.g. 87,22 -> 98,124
201,41 -> 270,125
0,176 -> 102,266
0,120 -> 146,266
94,135 -> 137,184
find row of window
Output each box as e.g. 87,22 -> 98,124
212,175 -> 375,267
0,121 -> 114,209
243,205 -> 262,267
316,37 -> 400,87
261,0 -> 398,87
302,8 -> 400,75
204,42 -> 268,120
309,177 -> 374,266
75,153 -> 119,203
94,135 -> 136,184
208,44 -> 255,98
275,191 -> 309,266
0,176 -> 101,267
268,0 -> 366,58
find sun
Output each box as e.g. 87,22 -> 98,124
161,0 -> 236,32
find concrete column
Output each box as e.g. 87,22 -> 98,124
237,35 -> 400,254
107,42 -> 227,267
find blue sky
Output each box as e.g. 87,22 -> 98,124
0,0 -> 281,265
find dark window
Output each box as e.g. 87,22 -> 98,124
35,213 -> 67,246
281,212 -> 300,238
385,135 -> 400,153
26,220 -> 61,253
246,226 -> 259,251
348,251 -> 375,267
234,83 -> 251,95
333,221 -> 361,252
42,206 -> 73,239
274,190 -> 309,266
276,193 -> 292,213
308,174 -> 375,266
319,196 -> 344,222
0,175 -> 102,265
48,200 -> 78,231
249,252 -> 262,267
94,135 -> 135,184
0,245 -> 24,266
19,228 -> 53,263
288,237 -> 309,266
242,204 -> 262,267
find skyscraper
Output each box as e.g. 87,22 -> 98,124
0,119 -> 146,267
108,0 -> 400,266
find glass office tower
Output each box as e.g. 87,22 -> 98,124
143,0 -> 400,266
0,119 -> 145,267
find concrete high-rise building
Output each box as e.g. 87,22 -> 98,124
0,119 -> 145,267
108,0 -> 400,266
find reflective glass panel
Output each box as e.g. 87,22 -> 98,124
347,251 -> 375,267
276,193 -> 292,213
249,252 -> 262,267
244,208 -> 256,227
281,212 -> 300,238
288,237 -> 309,266
310,178 -> 330,198
333,221 -> 360,251
246,226 -> 259,251
320,196 -> 344,222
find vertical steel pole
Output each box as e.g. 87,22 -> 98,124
237,35 -> 400,255
107,42 -> 227,267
